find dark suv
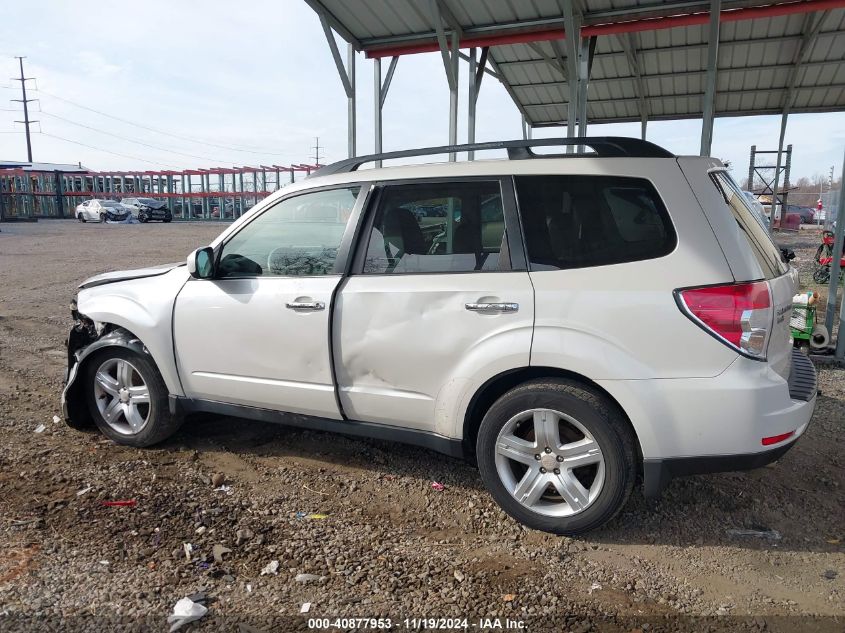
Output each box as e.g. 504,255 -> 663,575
122,197 -> 173,223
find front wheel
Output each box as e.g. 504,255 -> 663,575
99,212 -> 107,223
77,213 -> 86,223
83,348 -> 182,447
476,379 -> 636,535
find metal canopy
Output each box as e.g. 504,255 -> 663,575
306,0 -> 845,128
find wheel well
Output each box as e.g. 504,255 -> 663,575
461,366 -> 643,466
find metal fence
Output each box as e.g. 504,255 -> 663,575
0,164 -> 318,221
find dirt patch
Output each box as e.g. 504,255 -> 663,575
0,220 -> 842,631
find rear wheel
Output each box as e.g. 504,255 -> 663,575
77,212 -> 86,223
99,212 -> 107,223
476,379 -> 636,535
83,348 -> 182,447
813,261 -> 830,284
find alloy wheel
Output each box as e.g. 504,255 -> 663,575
494,408 -> 605,517
92,358 -> 151,435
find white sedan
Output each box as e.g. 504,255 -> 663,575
75,199 -> 131,223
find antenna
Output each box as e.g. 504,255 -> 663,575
11,56 -> 38,162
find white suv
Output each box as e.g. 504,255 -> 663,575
62,138 -> 816,534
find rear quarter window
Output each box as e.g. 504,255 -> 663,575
514,175 -> 676,270
710,171 -> 787,279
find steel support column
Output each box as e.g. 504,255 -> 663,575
770,112 -> 788,229
468,48 -> 477,150
700,0 -> 722,156
374,57 -> 382,166
562,2 -> 580,140
576,37 -> 595,138
826,147 -> 845,348
319,14 -> 357,158
448,30 -> 459,161
467,47 -> 488,160
348,43 -> 356,158
427,0 -> 463,161
373,55 -> 398,167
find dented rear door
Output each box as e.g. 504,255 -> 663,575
334,177 -> 534,435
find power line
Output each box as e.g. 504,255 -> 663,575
37,131 -> 181,168
11,57 -> 37,161
34,88 -> 302,157
39,110 -> 236,164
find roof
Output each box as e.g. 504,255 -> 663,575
0,160 -> 90,173
306,0 -> 845,125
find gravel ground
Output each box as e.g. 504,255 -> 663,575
0,220 -> 842,633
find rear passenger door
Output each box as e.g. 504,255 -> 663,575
335,178 -> 534,435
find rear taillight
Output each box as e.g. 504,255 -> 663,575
676,281 -> 772,360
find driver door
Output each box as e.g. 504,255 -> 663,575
173,185 -> 363,418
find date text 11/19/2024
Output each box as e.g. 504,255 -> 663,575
307,617 -> 526,630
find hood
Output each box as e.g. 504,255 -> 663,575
79,262 -> 183,289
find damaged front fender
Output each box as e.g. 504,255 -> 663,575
61,321 -> 150,429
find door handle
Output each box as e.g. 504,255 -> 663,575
465,302 -> 519,313
286,301 -> 325,311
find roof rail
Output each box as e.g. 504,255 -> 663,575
309,137 -> 674,177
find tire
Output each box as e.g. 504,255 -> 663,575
476,378 -> 636,535
163,217 -> 172,223
83,347 -> 182,447
77,213 -> 86,223
813,262 -> 830,284
139,213 -> 147,223
99,212 -> 107,223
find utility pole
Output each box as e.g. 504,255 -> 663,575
311,137 -> 322,166
11,56 -> 37,162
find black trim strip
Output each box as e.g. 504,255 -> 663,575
170,396 -> 465,459
642,440 -> 798,498
788,348 -> 818,402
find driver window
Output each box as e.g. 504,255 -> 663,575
218,186 -> 360,277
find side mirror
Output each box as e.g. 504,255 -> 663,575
187,246 -> 215,279
780,247 -> 796,262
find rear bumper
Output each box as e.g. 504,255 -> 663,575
643,439 -> 798,497
598,350 -> 817,497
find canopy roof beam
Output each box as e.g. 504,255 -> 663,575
360,0 -> 845,58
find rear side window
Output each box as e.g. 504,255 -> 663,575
711,171 -> 787,279
362,180 -> 508,274
514,175 -> 675,270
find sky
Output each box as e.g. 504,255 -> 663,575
1,0 -> 843,187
